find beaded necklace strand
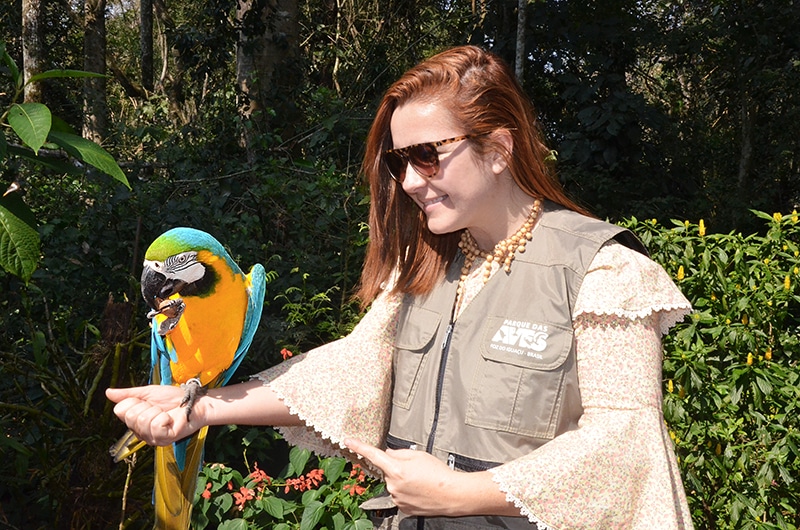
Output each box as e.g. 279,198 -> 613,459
455,198 -> 542,311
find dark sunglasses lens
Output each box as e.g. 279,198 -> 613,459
408,144 -> 438,176
385,152 -> 407,181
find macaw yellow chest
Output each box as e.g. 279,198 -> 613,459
162,256 -> 248,386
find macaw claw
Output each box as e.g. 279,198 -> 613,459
147,297 -> 186,336
180,377 -> 207,421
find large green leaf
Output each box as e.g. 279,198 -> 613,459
8,103 -> 52,154
27,69 -> 108,83
47,130 -> 130,189
0,194 -> 40,283
5,145 -> 82,175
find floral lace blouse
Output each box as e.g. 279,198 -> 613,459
253,241 -> 695,529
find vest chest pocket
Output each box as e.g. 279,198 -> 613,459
392,305 -> 442,410
465,317 -> 574,439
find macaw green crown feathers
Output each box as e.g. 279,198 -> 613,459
145,227 -> 242,274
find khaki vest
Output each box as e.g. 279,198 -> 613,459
387,204 -> 644,529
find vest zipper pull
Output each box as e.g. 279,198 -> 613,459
442,322 -> 454,352
447,454 -> 455,470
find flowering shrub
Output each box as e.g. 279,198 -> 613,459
193,445 -> 379,530
625,211 -> 800,529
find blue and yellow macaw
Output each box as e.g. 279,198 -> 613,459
110,227 -> 266,529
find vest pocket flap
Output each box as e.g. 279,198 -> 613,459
480,316 -> 572,370
395,305 -> 442,352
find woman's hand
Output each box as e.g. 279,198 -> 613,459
344,438 -> 518,518
106,385 -> 203,446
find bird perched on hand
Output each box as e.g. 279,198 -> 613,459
109,227 -> 266,530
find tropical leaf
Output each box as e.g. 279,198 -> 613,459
47,130 -> 130,189
27,69 -> 108,83
0,193 -> 40,283
8,103 -> 52,154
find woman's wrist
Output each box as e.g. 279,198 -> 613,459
442,470 -> 519,518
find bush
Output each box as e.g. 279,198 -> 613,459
625,211 -> 800,529
194,444 -> 380,530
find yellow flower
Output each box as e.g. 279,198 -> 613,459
795,267 -> 799,275
710,293 -> 717,301
699,219 -> 706,237
783,244 -> 788,251
742,314 -> 749,325
793,209 -> 798,223
677,265 -> 685,281
773,212 -> 783,222
715,443 -> 722,455
786,275 -> 792,291
684,220 -> 690,228
667,380 -> 674,393
763,258 -> 770,265
747,352 -> 754,365
765,348 -> 772,361
725,318 -> 731,325
669,430 -> 676,441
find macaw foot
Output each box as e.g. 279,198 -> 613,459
147,297 -> 185,335
180,377 -> 207,421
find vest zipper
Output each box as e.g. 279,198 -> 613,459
417,320 -> 455,530
425,320 -> 454,454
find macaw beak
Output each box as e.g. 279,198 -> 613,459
141,264 -> 187,311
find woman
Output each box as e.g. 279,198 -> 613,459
108,45 -> 694,529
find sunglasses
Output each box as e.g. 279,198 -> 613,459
383,135 -> 475,183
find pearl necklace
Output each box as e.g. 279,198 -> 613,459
456,198 -> 542,302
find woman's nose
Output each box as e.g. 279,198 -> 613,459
401,164 -> 428,194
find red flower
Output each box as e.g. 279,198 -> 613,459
248,462 -> 272,485
280,348 -> 293,360
343,483 -> 367,496
233,486 -> 255,508
349,464 -> 366,482
201,482 -> 212,500
306,468 -> 324,488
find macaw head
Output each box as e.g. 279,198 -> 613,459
140,227 -> 239,313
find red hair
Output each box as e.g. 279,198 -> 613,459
356,45 -> 590,305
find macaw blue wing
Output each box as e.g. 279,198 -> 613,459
149,324 -> 173,386
220,263 -> 267,386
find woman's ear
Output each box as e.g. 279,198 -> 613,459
489,129 -> 514,175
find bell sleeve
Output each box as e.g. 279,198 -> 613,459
489,241 -> 695,529
251,290 -> 402,468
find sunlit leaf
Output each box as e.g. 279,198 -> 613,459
8,103 -> 51,154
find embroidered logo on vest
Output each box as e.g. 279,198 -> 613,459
490,320 -> 549,358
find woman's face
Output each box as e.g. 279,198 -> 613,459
389,100 -> 514,248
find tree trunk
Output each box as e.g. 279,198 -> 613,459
514,0 -> 526,83
22,0 -> 43,103
236,0 -> 301,160
153,0 -> 194,124
83,0 -> 107,143
140,0 -> 154,92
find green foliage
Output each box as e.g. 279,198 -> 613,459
194,445 -> 380,530
625,211 -> 800,529
0,41 -> 130,282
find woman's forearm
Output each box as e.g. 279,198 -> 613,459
201,379 -> 304,428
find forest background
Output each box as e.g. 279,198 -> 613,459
1,0 -> 799,528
